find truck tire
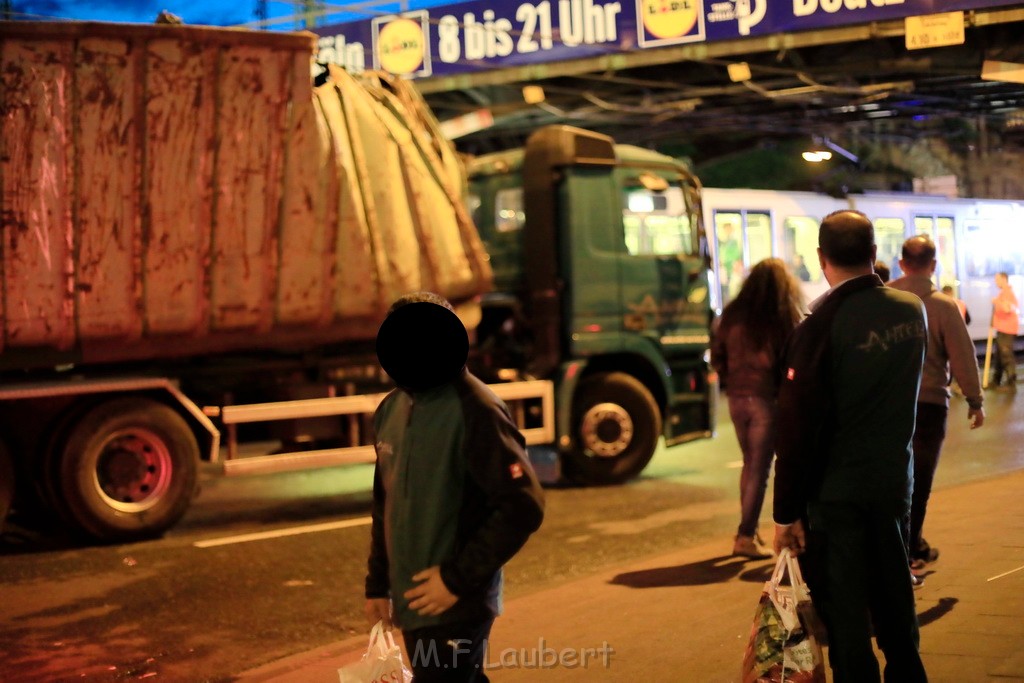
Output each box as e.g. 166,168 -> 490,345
56,398 -> 199,542
563,372 -> 661,485
0,440 -> 13,533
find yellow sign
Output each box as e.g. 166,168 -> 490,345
640,0 -> 699,40
982,60 -> 1024,85
377,18 -> 425,75
905,11 -> 965,51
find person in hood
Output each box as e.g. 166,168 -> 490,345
365,292 -> 545,682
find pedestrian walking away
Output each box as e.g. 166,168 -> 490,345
890,236 -> 985,577
773,210 -> 928,683
873,259 -> 890,283
940,285 -> 971,326
990,272 -> 1019,391
711,258 -> 804,559
366,292 -> 545,682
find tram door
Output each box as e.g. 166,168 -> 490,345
713,210 -> 772,307
914,214 -> 957,289
872,217 -> 907,281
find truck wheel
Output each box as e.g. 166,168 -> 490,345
57,398 -> 199,542
0,440 -> 13,533
564,372 -> 661,485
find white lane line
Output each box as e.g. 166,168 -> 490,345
194,516 -> 372,548
987,564 -> 1024,582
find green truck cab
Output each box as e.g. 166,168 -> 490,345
467,126 -> 717,484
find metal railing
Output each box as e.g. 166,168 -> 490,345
206,379 -> 555,476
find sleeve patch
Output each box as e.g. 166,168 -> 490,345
509,462 -> 524,479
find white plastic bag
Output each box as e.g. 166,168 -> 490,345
338,621 -> 412,683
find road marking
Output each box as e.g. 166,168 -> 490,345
987,564 -> 1024,582
193,516 -> 372,548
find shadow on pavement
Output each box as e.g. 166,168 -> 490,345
610,554 -> 774,588
918,596 -> 958,627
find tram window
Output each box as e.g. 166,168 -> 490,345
912,215 -> 957,286
781,216 -> 822,284
495,187 -> 525,233
935,217 -> 956,288
914,216 -> 934,237
622,185 -> 693,256
874,218 -> 905,280
715,213 -> 744,303
965,222 -> 1023,278
746,212 -> 773,266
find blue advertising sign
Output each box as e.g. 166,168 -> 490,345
314,0 -> 1021,78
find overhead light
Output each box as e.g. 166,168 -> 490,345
727,62 -> 752,82
803,136 -> 858,164
802,150 -> 832,162
522,85 -> 546,104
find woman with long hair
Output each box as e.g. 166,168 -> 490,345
711,257 -> 805,558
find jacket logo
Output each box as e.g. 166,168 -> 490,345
509,462 -> 524,479
786,368 -> 796,380
857,321 -> 926,353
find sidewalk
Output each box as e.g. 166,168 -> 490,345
238,468 -> 1024,683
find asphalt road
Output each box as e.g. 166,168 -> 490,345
1,388 -> 1021,682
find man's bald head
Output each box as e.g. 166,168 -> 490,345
901,235 -> 937,272
819,210 -> 875,268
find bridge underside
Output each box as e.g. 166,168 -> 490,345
419,7 -> 1024,157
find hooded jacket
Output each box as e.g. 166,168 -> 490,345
888,273 -> 983,410
366,369 -> 545,631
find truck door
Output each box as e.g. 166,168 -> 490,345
617,170 -> 713,445
562,166 -> 707,350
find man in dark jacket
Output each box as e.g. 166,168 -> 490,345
366,292 -> 545,682
773,211 -> 928,683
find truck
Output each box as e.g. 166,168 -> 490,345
0,21 -> 716,542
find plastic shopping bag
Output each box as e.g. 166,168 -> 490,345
338,621 -> 412,683
741,548 -> 826,683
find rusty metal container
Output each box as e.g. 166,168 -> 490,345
0,22 -> 491,368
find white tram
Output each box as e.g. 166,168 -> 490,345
702,188 -> 1024,341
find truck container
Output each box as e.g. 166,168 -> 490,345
0,21 -> 715,542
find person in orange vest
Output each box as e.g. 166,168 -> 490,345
990,272 -> 1019,391
941,285 -> 971,326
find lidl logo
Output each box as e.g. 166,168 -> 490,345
378,18 -> 425,74
636,0 -> 705,48
372,11 -> 432,77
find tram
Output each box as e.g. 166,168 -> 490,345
701,188 -> 1024,341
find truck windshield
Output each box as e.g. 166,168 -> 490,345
622,185 -> 693,257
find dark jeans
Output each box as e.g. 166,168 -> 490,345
728,395 -> 776,538
804,499 -> 927,683
403,618 -> 494,682
992,332 -> 1017,385
910,402 -> 948,557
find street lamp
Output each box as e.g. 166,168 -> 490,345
803,136 -> 859,163
802,149 -> 833,162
